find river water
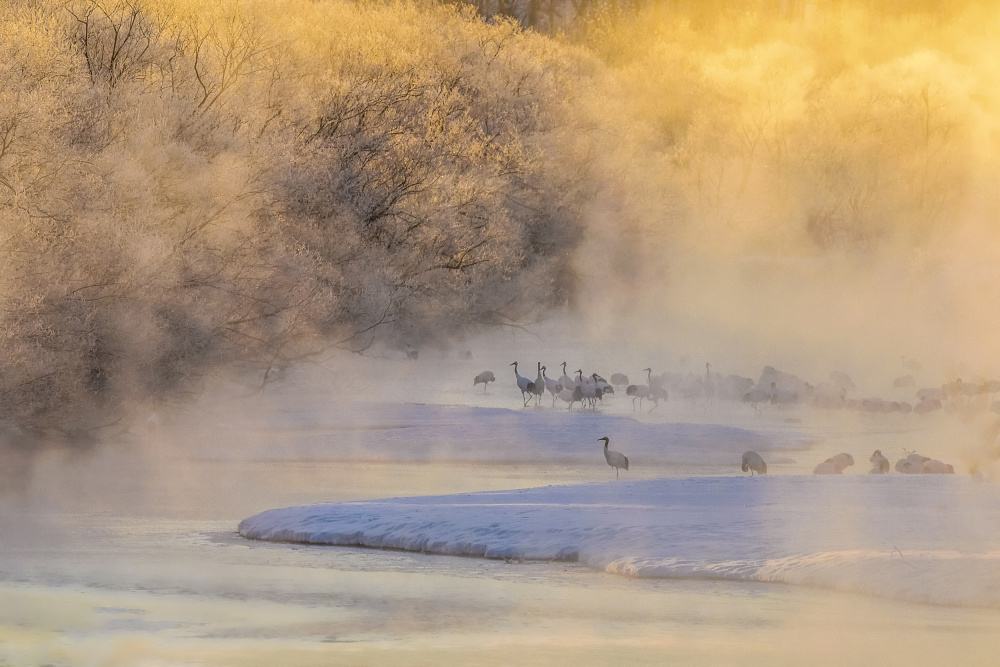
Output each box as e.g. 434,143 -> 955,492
3,362 -> 1000,666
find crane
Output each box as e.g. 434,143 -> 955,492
473,371 -> 495,391
600,436 -> 629,479
741,450 -> 767,475
510,362 -> 533,407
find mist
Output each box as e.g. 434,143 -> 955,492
1,0 -> 998,447
4,2 -> 1000,662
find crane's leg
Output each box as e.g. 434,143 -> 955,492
616,467 -> 619,480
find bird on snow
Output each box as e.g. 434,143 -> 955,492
895,452 -> 954,474
741,450 -> 767,475
473,371 -> 495,391
542,367 -> 560,406
510,361 -> 533,407
922,459 -> 955,474
626,368 -> 653,412
869,449 -> 890,474
813,452 -> 854,475
600,436 -> 629,479
580,380 -> 606,409
529,362 -> 545,406
558,362 -> 577,392
592,373 -> 614,396
610,372 -> 629,389
895,452 -> 930,473
555,383 -> 583,410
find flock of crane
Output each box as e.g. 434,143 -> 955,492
477,362 -> 669,411
471,359 -> 1000,418
579,441 -> 955,480
595,443 -> 954,480
741,448 -> 954,477
504,361 -> 632,409
470,360 -> 963,480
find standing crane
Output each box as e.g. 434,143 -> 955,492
558,362 -> 576,391
626,368 -> 653,412
542,367 -> 560,406
510,362 -> 533,407
600,436 -> 629,479
529,362 -> 545,406
473,371 -> 496,391
556,383 -> 583,410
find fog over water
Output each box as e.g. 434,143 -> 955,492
4,0 -> 1000,664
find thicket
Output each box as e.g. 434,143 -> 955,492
1,0 -> 998,444
0,0 -> 593,442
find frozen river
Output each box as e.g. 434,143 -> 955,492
3,356 -> 1000,665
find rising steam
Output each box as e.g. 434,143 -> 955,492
1,0 -> 999,468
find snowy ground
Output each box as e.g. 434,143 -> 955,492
239,475 -> 1000,609
4,352 -> 1000,665
197,401 -> 810,467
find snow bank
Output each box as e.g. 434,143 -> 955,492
199,402 -> 810,466
239,476 -> 1000,608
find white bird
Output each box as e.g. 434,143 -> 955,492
510,362 -> 533,407
829,371 -> 856,393
558,362 -> 576,392
922,459 -> 955,474
555,383 -> 583,410
648,379 -> 668,411
610,372 -> 629,388
895,453 -> 930,473
529,362 -> 545,406
592,373 -> 613,395
869,449 -> 890,474
769,382 -> 798,408
542,367 -> 560,406
813,453 -> 854,475
580,379 -> 604,409
741,450 -> 767,475
473,371 -> 495,391
703,362 -> 715,408
600,436 -> 629,479
625,368 -> 653,412
743,387 -> 770,412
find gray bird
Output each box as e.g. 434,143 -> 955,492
741,450 -> 767,475
473,371 -> 495,391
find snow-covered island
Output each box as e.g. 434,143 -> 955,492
240,474 -> 1000,609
